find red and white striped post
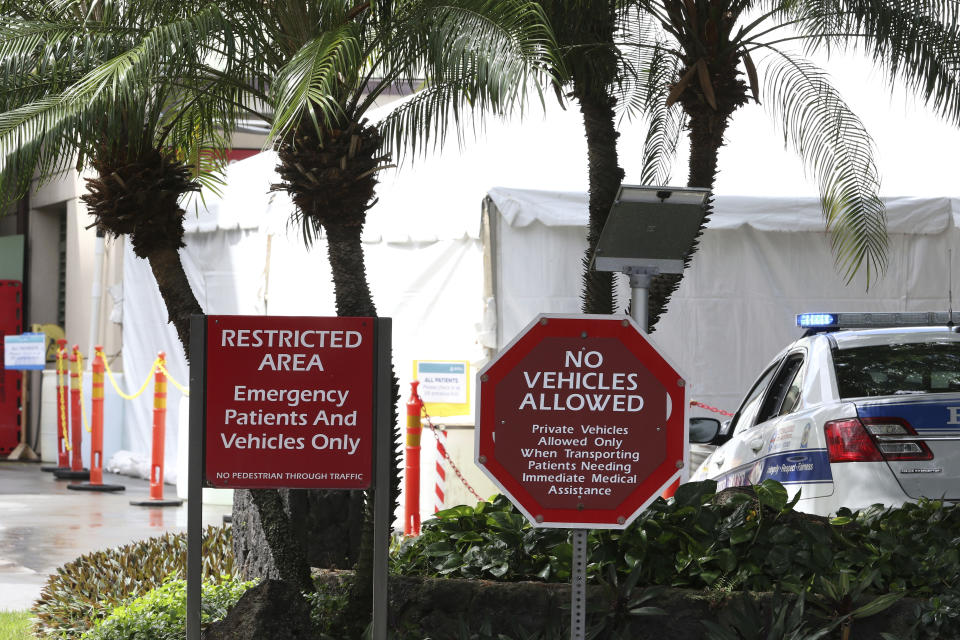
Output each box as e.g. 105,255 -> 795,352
434,426 -> 447,513
404,382 -> 423,536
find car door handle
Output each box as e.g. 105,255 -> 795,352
749,439 -> 764,452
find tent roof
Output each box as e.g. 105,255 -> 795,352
186,148 -> 960,236
182,92 -> 650,238
186,50 -> 960,239
487,187 -> 960,234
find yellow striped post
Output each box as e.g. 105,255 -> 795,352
89,347 -> 105,485
69,346 -> 83,472
150,352 -> 168,500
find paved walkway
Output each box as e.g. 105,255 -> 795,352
0,461 -> 231,611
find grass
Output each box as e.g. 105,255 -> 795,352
0,611 -> 32,640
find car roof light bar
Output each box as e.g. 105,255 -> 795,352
797,311 -> 960,330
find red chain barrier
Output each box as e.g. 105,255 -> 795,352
421,405 -> 483,503
690,400 -> 734,417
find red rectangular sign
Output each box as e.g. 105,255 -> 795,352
0,281 -> 23,455
204,315 -> 375,489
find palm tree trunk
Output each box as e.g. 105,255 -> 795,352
647,78 -> 743,331
247,490 -> 314,592
145,246 -> 203,357
325,223 -> 377,317
578,91 -> 625,315
324,220 -> 401,637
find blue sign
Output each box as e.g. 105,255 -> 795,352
4,333 -> 46,370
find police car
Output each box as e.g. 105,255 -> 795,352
688,312 -> 960,517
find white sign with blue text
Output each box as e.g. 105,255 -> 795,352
416,361 -> 468,404
4,333 -> 46,370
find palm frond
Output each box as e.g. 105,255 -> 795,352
367,0 -> 558,161
0,2 -> 238,205
762,52 -> 887,285
790,0 -> 960,125
0,94 -> 85,204
639,91 -> 685,186
269,25 -> 362,140
616,7 -> 685,186
615,3 -> 672,113
375,81 -> 485,163
421,0 -> 561,97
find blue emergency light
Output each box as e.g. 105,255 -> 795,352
797,311 -> 960,331
797,313 -> 836,328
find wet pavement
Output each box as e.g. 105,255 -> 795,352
0,461 -> 231,611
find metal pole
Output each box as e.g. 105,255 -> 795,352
186,315 -> 206,640
372,318 -> 392,640
570,529 -> 587,640
87,230 -> 105,365
629,271 -> 651,333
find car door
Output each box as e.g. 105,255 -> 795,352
709,360 -> 781,488
750,352 -> 835,500
713,352 -> 810,490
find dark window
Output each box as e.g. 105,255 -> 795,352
832,341 -> 960,398
731,363 -> 779,434
757,354 -> 805,423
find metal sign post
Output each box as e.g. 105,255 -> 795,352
187,315 -> 206,640
570,529 -> 588,640
372,319 -> 391,640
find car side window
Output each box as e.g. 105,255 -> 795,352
757,354 -> 805,423
730,363 -> 779,434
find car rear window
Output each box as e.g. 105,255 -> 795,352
833,341 -> 960,398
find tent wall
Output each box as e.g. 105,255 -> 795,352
121,223 -> 486,503
486,188 -> 960,418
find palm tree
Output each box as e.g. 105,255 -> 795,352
521,1 -> 684,317
0,0 -> 240,350
625,0 -> 960,329
3,0 -> 555,606
219,1 -> 556,626
535,1 -> 624,315
1,0 -> 319,595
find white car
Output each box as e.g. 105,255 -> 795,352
688,312 -> 960,517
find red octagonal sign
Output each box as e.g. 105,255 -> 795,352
476,314 -> 687,528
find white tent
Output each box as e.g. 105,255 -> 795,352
119,176 -> 960,518
485,188 -> 960,416
119,93 -> 653,490
115,51 -> 960,520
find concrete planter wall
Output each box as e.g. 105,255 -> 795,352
315,571 -> 916,639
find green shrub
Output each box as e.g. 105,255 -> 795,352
897,589 -> 960,640
391,494 -> 571,581
394,480 -> 960,600
304,581 -> 350,639
33,525 -> 233,639
80,576 -> 255,640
